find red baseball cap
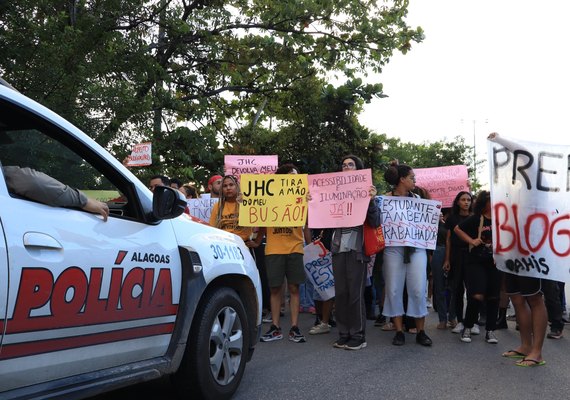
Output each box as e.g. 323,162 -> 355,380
208,175 -> 223,186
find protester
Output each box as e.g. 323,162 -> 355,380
259,163 -> 311,344
170,178 -> 183,190
309,228 -> 336,335
149,175 -> 170,192
328,155 -> 380,351
502,274 -> 548,366
382,161 -> 432,347
209,175 -> 255,242
454,190 -> 500,344
432,208 -> 451,329
443,191 -> 473,333
206,174 -> 223,199
181,184 -> 199,199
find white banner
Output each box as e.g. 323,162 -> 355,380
378,195 -> 442,250
187,198 -> 218,222
489,133 -> 570,282
303,241 -> 335,301
126,142 -> 152,167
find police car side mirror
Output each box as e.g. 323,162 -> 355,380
151,186 -> 186,220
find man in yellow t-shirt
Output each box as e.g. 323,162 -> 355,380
259,164 -> 311,344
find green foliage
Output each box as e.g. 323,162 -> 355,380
0,0 -> 424,185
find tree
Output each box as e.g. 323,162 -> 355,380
0,0 -> 423,184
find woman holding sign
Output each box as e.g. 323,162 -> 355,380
329,155 -> 380,351
453,190 -> 501,345
382,161 -> 433,347
209,175 -> 255,243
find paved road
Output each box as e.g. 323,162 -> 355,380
92,306 -> 570,400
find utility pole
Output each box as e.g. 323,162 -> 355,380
473,120 -> 477,185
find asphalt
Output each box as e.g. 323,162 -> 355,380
234,305 -> 570,400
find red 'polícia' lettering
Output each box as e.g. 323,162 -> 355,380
13,268 -> 54,319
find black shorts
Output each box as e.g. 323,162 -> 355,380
504,273 -> 543,297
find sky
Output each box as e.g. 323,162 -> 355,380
360,1 -> 570,186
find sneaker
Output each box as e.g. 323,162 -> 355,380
485,330 -> 498,344
288,326 -> 306,343
451,322 -> 464,334
416,330 -> 433,346
309,322 -> 331,335
426,299 -> 433,308
333,336 -> 350,348
374,315 -> 386,327
260,324 -> 283,342
392,331 -> 405,346
471,324 -> 480,335
345,337 -> 367,350
460,328 -> 472,343
308,306 -> 316,315
262,311 -> 272,324
547,329 -> 564,339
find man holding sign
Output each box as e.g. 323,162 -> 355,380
257,164 -> 311,344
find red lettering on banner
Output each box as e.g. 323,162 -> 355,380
495,202 -> 570,256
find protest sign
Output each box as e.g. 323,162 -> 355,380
378,195 -> 442,250
187,198 -> 218,222
224,155 -> 278,180
303,241 -> 335,301
126,142 -> 152,167
414,165 -> 469,208
307,169 -> 373,228
489,133 -> 570,282
238,173 -> 308,227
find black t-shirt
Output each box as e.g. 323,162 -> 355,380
444,213 -> 470,249
458,214 -> 492,246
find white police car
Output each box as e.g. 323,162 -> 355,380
0,81 -> 262,399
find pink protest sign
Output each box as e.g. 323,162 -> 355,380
126,142 -> 152,167
224,155 -> 278,180
414,165 -> 469,208
307,169 -> 373,228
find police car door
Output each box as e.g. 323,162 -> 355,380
0,108 -> 182,391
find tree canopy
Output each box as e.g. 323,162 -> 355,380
0,0 -> 479,191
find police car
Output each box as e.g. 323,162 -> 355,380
0,81 -> 262,399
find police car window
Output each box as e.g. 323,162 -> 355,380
0,101 -> 136,219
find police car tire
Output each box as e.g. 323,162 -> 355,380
173,287 -> 249,400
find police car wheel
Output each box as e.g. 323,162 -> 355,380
173,287 -> 249,400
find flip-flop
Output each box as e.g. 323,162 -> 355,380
501,350 -> 527,359
515,358 -> 546,367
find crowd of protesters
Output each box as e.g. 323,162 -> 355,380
147,158 -> 565,365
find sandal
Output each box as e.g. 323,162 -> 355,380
382,322 -> 396,331
515,358 -> 546,367
501,349 -> 527,359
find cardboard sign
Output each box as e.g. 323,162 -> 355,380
224,155 -> 278,180
378,195 -> 442,250
126,142 -> 152,167
187,198 -> 219,222
238,174 -> 308,227
489,134 -> 570,282
414,165 -> 469,208
303,241 -> 335,301
307,169 -> 373,228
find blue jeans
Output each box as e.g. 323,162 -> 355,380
299,279 -> 315,309
431,245 -> 449,323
